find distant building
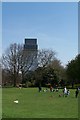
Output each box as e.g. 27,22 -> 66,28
24,38 -> 38,51
23,38 -> 38,70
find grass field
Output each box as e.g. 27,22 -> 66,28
0,88 -> 2,119
2,88 -> 79,118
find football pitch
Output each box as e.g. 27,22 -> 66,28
2,88 -> 79,118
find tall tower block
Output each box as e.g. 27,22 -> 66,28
24,38 -> 38,52
23,38 -> 38,70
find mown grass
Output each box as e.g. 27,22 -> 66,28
0,88 -> 2,119
2,88 -> 79,118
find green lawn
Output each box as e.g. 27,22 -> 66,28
0,88 -> 2,119
2,88 -> 79,118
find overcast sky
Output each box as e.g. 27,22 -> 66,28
2,2 -> 78,66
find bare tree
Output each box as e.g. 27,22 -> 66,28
2,43 -> 38,86
20,50 -> 38,83
32,49 -> 57,85
37,49 -> 56,67
2,43 -> 23,86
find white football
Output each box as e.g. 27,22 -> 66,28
14,100 -> 19,103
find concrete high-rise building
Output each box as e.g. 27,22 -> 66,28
24,38 -> 38,52
23,38 -> 38,70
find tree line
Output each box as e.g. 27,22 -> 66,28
0,43 -> 80,88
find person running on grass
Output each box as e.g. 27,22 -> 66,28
63,86 -> 67,97
75,88 -> 79,98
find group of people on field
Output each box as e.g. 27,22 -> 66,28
62,86 -> 70,97
38,84 -> 80,98
63,86 -> 80,98
38,84 -> 59,93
